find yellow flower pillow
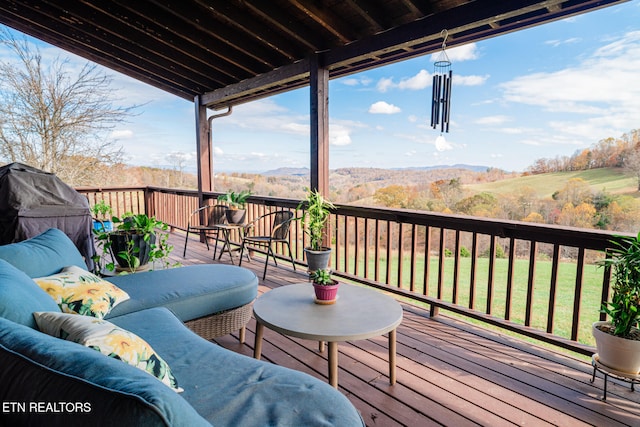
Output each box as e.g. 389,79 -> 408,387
33,266 -> 129,319
33,311 -> 182,392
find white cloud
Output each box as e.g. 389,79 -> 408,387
341,76 -> 372,86
377,67 -> 487,92
408,115 -> 418,123
330,125 -> 352,146
475,115 -> 510,125
435,134 -> 453,151
398,69 -> 431,90
110,129 -> 134,139
368,101 -> 401,114
376,77 -> 394,92
499,30 -> 640,141
213,146 -> 224,156
342,78 -> 360,86
545,37 -> 581,47
431,43 -> 480,62
454,74 -> 489,86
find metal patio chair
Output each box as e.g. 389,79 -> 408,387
239,210 -> 296,280
183,204 -> 228,258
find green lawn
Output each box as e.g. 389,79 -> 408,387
466,168 -> 638,199
338,252 -> 605,347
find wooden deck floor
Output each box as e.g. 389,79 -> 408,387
174,232 -> 640,426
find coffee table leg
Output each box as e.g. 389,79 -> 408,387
254,322 -> 264,360
328,342 -> 338,389
389,328 -> 397,385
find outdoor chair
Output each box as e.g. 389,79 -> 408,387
239,210 -> 296,280
183,204 -> 228,258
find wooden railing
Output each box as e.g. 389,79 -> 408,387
78,186 -> 625,356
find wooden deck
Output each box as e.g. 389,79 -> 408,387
174,232 -> 640,426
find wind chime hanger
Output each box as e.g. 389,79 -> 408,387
431,29 -> 452,133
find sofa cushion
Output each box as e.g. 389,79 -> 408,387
34,266 -> 130,319
0,259 -> 61,329
105,264 -> 258,322
111,307 -> 365,426
0,316 -> 210,427
34,311 -> 182,392
0,228 -> 86,277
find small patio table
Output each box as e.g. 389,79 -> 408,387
213,223 -> 245,264
253,283 -> 403,388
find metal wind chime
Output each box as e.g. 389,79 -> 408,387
431,30 -> 452,133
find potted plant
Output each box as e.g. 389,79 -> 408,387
92,213 -> 176,274
593,231 -> 640,374
91,200 -> 113,232
310,268 -> 339,304
297,188 -> 335,272
219,189 -> 251,224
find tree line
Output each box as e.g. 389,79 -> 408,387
526,129 -> 640,188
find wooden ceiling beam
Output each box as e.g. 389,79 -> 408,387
288,0 -> 357,44
0,1 -> 203,98
342,0 -> 386,33
200,60 -> 310,108
241,0 -> 324,51
146,0 -> 289,68
195,0 -> 306,62
106,0 -> 268,77
72,1 -> 243,86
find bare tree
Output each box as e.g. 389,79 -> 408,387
166,151 -> 192,187
623,147 -> 640,191
0,29 -> 137,185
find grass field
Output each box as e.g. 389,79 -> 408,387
338,253 -> 606,347
466,167 -> 638,199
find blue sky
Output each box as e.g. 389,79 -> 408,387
3,1 -> 640,174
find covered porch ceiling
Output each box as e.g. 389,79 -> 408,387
0,0 -> 628,110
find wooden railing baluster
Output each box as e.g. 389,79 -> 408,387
77,186 -> 628,355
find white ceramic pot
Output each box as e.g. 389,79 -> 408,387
592,321 -> 640,374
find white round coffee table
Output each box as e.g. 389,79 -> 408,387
253,283 -> 403,388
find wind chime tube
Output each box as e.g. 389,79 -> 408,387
431,74 -> 438,128
432,74 -> 441,128
441,73 -> 447,133
445,69 -> 452,132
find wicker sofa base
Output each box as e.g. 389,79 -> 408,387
185,301 -> 254,343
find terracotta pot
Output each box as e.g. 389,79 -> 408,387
592,321 -> 640,374
313,281 -> 339,303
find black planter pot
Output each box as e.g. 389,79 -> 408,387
109,232 -> 156,269
226,209 -> 246,224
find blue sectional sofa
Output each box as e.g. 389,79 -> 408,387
0,228 -> 364,426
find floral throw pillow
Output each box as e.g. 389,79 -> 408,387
33,311 -> 183,392
33,266 -> 130,319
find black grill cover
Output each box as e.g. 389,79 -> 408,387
0,163 -> 94,269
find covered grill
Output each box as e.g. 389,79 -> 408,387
0,163 -> 94,269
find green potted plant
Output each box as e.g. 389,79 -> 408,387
219,189 -> 251,224
593,231 -> 640,374
92,213 -> 176,274
297,188 -> 335,272
91,200 -> 113,232
310,268 -> 339,304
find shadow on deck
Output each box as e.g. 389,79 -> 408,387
173,231 -> 640,426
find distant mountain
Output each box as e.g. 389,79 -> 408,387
261,164 -> 490,176
396,164 -> 491,173
261,167 -> 309,176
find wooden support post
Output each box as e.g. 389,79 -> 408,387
309,54 -> 329,196
195,95 -> 213,201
